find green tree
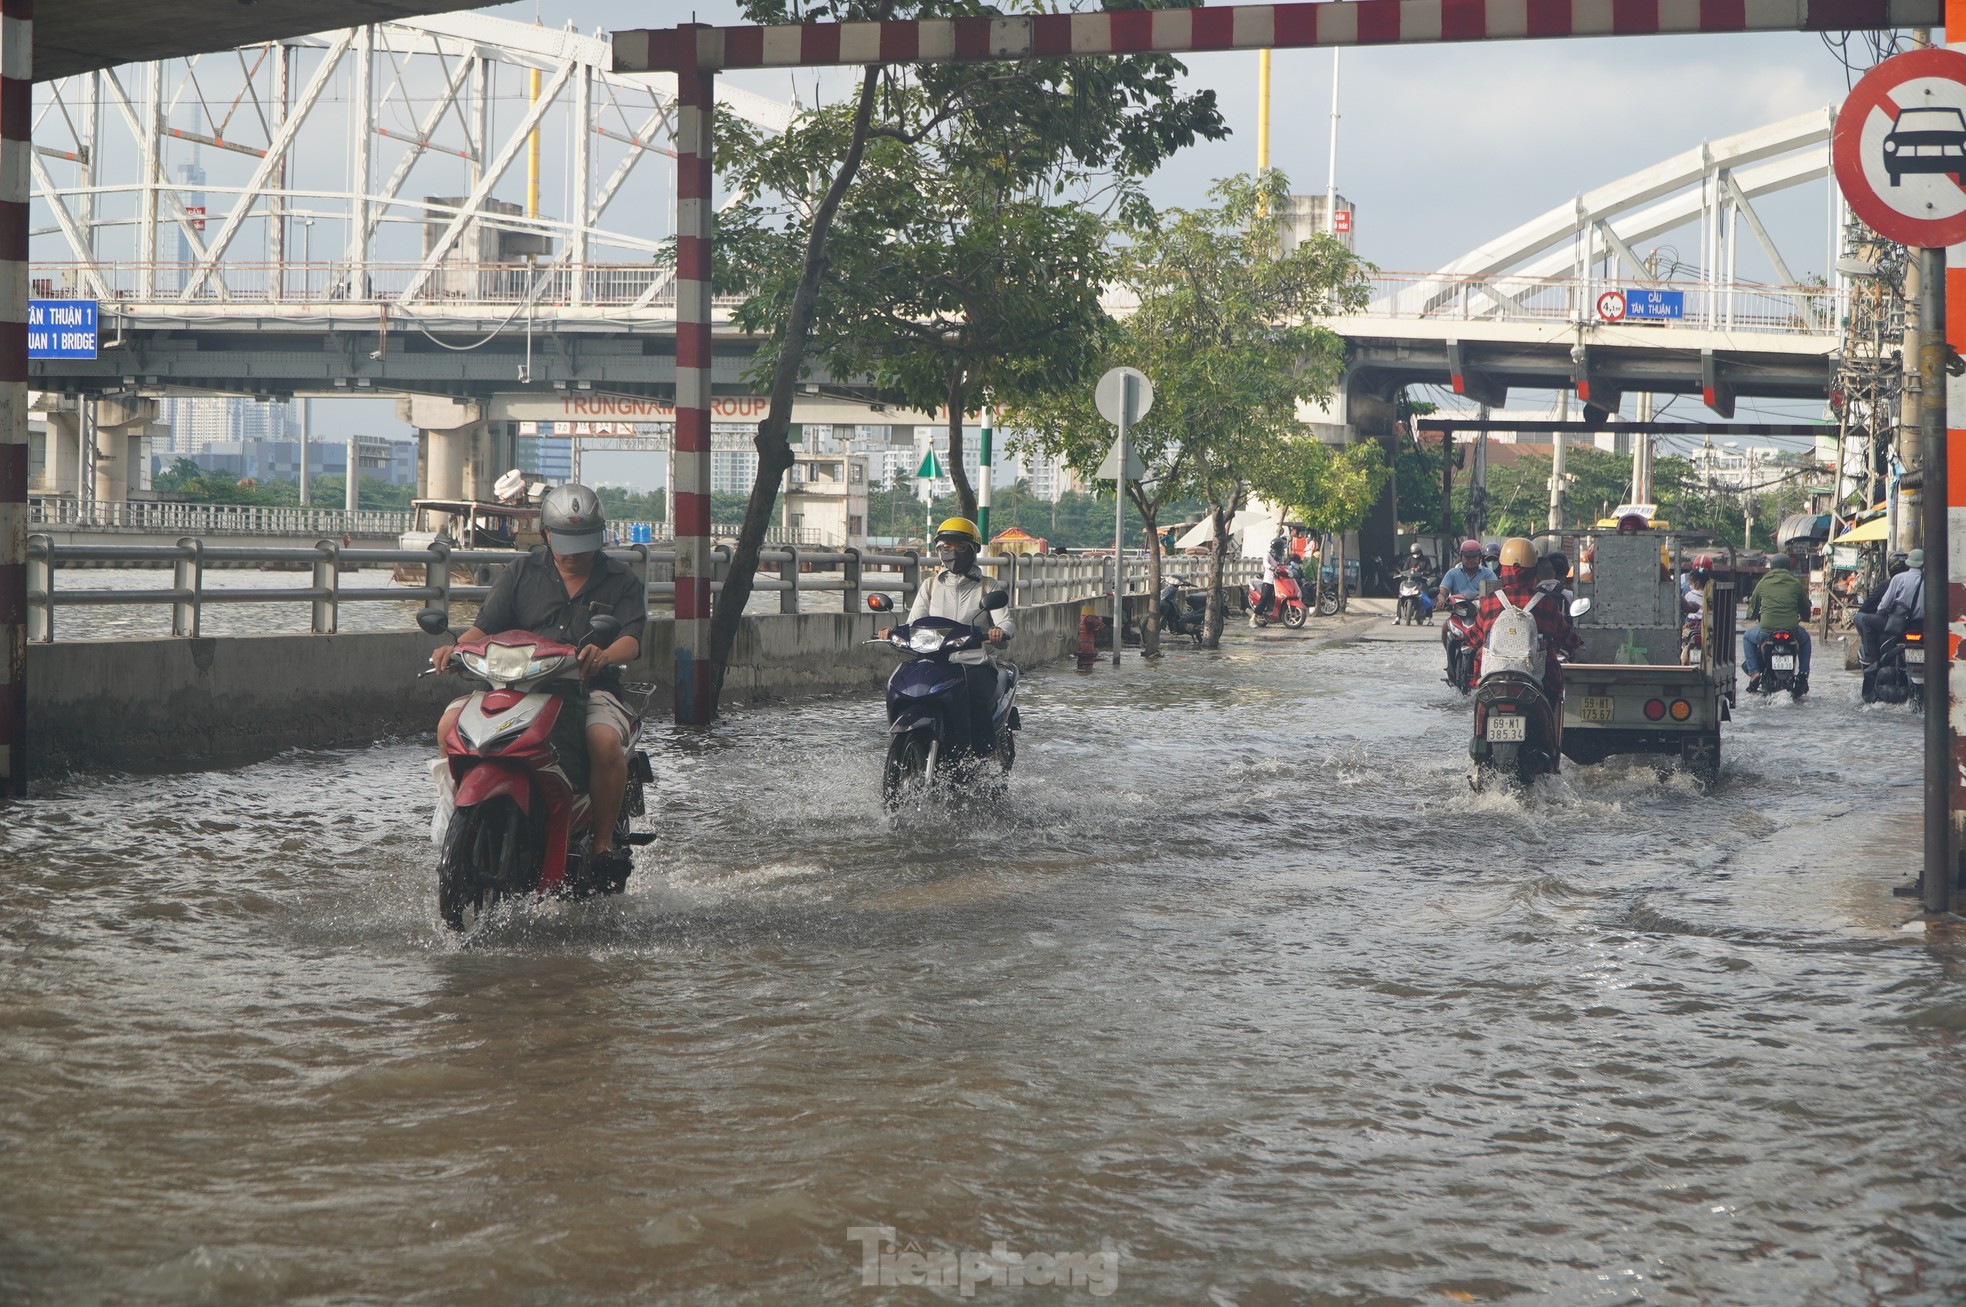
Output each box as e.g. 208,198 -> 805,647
1099,171 -> 1369,647
699,0 -> 1225,716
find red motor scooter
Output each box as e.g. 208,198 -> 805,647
1249,563 -> 1309,629
419,609 -> 655,930
1442,595 -> 1479,693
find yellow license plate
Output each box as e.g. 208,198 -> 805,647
1578,695 -> 1616,722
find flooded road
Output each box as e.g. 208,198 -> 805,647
3,627 -> 1962,1304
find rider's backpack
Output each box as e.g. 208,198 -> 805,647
1482,591 -> 1546,681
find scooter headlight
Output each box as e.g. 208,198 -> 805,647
485,643 -> 537,681
455,651 -> 490,678
909,628 -> 947,654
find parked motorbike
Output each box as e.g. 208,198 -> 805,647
1442,596 -> 1479,694
1468,596 -> 1590,789
1250,563 -> 1310,629
1158,576 -> 1209,644
1863,622 -> 1926,707
1753,628 -> 1806,699
867,592 -> 1021,806
1394,570 -> 1432,626
418,609 -> 655,931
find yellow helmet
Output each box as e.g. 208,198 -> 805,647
934,516 -> 982,547
1498,537 -> 1538,568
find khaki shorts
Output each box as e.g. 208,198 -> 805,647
446,688 -> 636,748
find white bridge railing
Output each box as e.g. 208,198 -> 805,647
23,535 -> 1264,641
1360,271 -> 1843,336
29,497 -> 412,537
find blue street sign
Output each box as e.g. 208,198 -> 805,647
28,299 -> 97,358
1622,289 -> 1684,320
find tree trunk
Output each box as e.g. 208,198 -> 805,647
1202,499 -> 1230,649
1131,483 -> 1161,657
945,370 -> 977,522
705,69 -> 882,716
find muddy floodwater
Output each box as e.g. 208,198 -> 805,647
3,627 -> 1962,1305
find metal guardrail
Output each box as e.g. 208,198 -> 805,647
22,534 -> 1264,642
29,497 -> 412,536
31,262 -> 751,313
1360,271 -> 1842,336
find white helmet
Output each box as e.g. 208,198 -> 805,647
541,483 -> 605,554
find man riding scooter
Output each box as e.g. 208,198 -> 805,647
1741,553 -> 1812,696
878,517 -> 1014,756
1469,538 -> 1581,723
429,483 -> 646,880
1437,539 -> 1496,679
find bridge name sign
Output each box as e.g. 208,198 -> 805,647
27,299 -> 96,360
1622,289 -> 1684,320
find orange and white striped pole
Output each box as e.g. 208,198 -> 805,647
672,28 -> 716,723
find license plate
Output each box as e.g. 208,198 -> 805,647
1908,648 -> 1926,665
1578,695 -> 1615,722
1770,653 -> 1796,671
1486,714 -> 1527,742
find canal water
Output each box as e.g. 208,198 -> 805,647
3,628 -> 1960,1304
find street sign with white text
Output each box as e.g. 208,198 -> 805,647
1623,289 -> 1684,319
28,299 -> 97,359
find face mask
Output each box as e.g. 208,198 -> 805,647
937,546 -> 966,569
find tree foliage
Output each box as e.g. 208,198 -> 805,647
690,0 -> 1226,713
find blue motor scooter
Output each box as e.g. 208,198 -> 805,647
867,591 -> 1020,806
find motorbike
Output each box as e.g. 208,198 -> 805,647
1394,570 -> 1432,626
1468,596 -> 1591,790
1442,595 -> 1479,694
418,609 -> 655,931
1863,621 -> 1926,707
1158,576 -> 1209,644
1250,562 -> 1310,629
1752,628 -> 1806,699
867,591 -> 1021,807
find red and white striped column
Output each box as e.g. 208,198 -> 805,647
672,29 -> 716,724
0,0 -> 28,796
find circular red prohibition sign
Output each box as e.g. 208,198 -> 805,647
1833,47 -> 1966,249
1596,290 -> 1626,321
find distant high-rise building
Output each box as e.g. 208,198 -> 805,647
158,395 -> 299,456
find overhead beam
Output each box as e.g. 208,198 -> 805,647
615,0 -> 1938,72
1445,339 -> 1507,408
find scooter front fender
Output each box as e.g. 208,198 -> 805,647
454,762 -> 533,813
887,710 -> 946,739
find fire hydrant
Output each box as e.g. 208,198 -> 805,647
1077,605 -> 1104,668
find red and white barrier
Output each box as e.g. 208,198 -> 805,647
0,0 -> 27,795
672,36 -> 716,724
616,0 -> 1937,71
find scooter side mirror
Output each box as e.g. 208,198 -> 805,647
981,590 -> 1009,612
867,593 -> 893,613
416,608 -> 455,637
585,614 -> 623,647
1569,596 -> 1593,618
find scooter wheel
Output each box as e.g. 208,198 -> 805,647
882,734 -> 934,808
1282,603 -> 1309,629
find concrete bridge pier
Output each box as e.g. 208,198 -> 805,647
34,395 -> 157,502
1344,376 -> 1402,597
403,396 -> 491,508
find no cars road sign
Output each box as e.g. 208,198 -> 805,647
1596,291 -> 1626,322
1833,47 -> 1966,249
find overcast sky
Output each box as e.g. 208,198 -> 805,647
306,3 -> 1861,464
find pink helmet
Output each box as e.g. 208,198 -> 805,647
1459,539 -> 1481,557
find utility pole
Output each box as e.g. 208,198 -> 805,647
1469,403 -> 1489,539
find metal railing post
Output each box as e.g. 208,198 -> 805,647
901,549 -> 921,609
311,538 -> 340,634
629,542 -> 652,611
427,539 -> 452,627
172,537 -> 203,637
25,534 -> 51,642
1006,551 -> 1020,607
779,545 -> 800,614
842,546 -> 862,613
